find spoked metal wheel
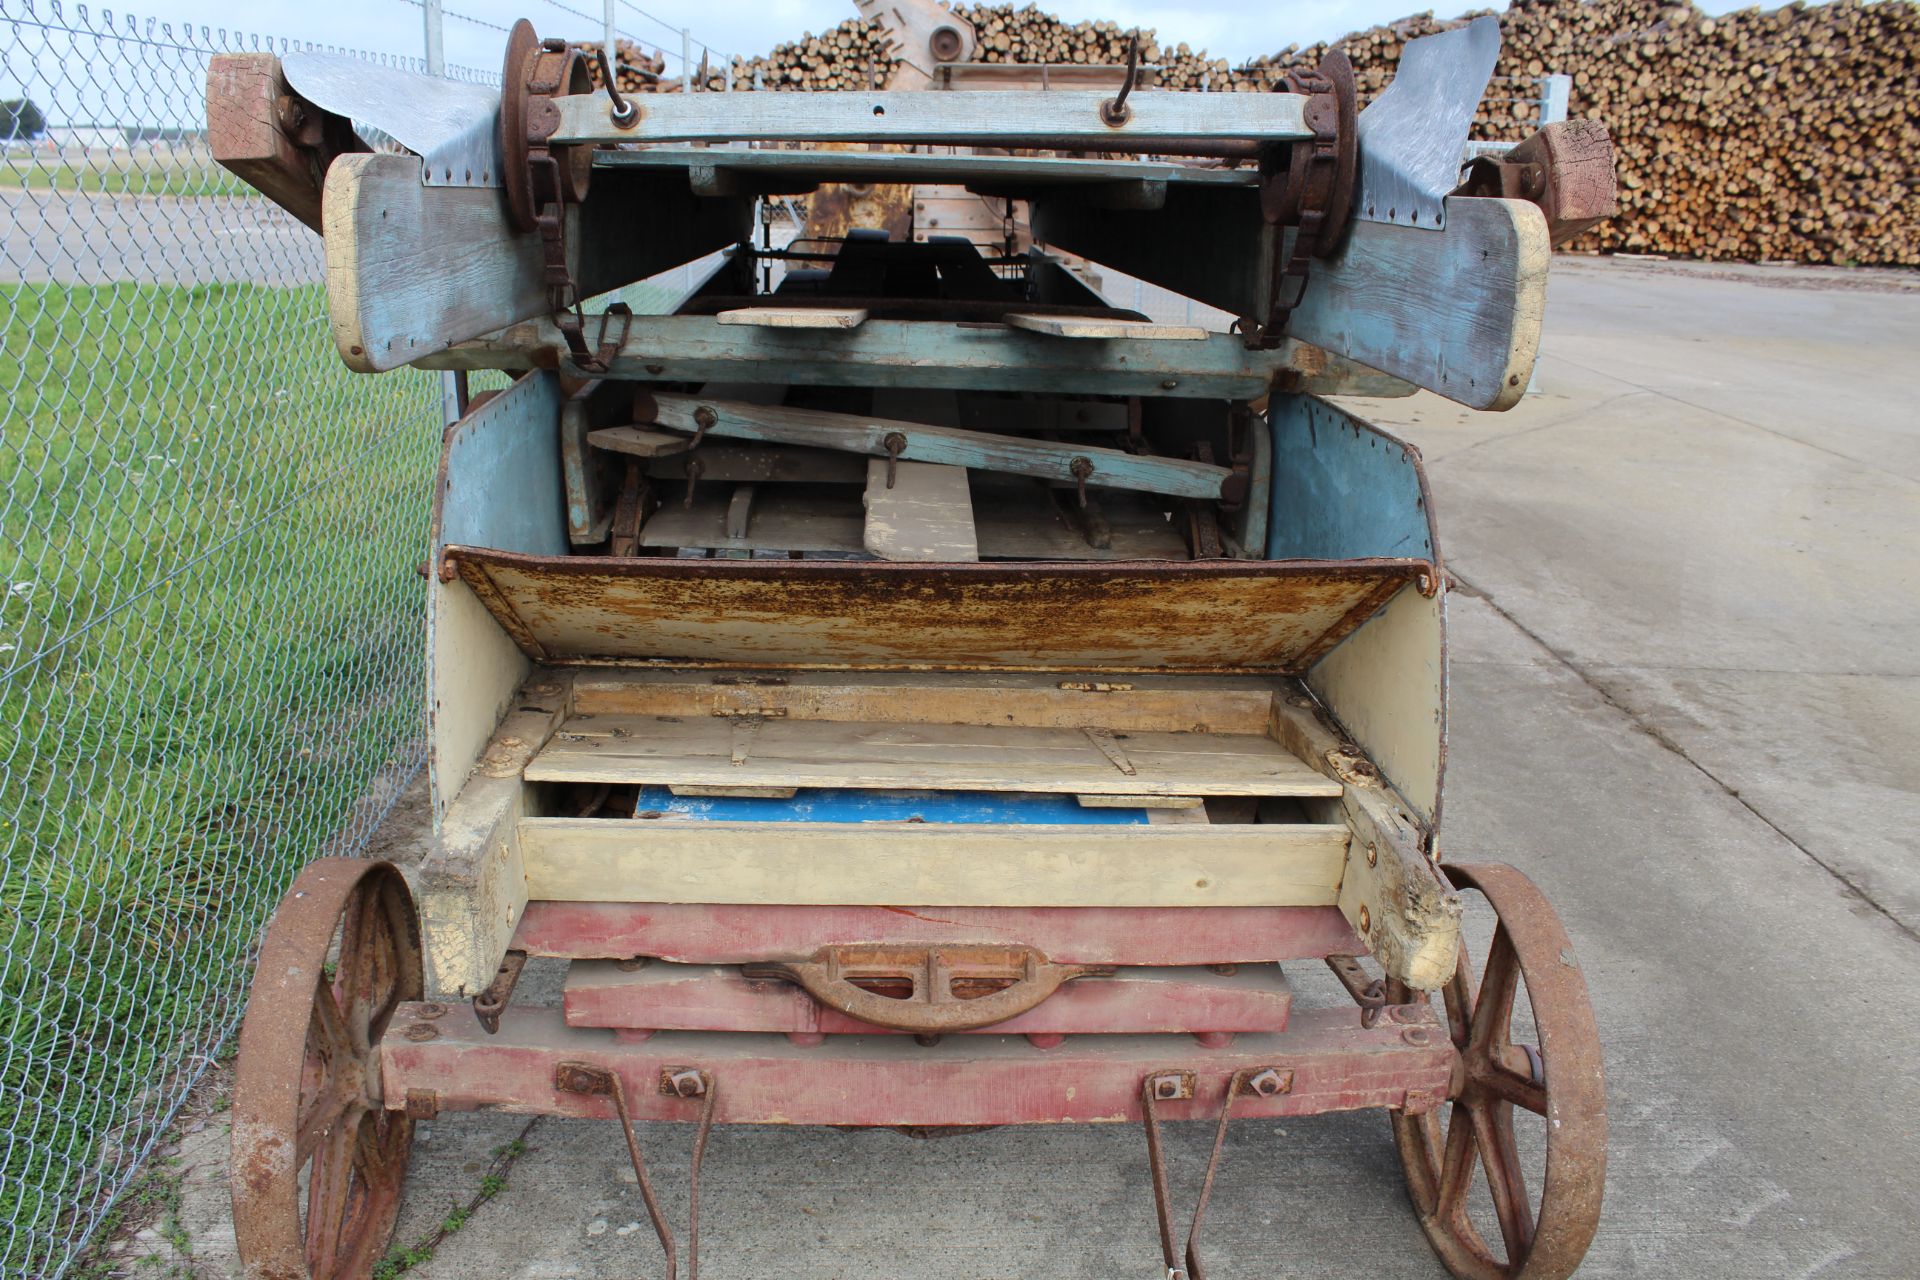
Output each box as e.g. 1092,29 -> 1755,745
232,859 -> 422,1279
1387,862 -> 1606,1280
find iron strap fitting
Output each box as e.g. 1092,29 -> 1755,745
1142,1066 -> 1294,1279
556,1061 -> 718,1280
502,20 -> 630,373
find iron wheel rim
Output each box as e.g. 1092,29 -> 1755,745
231,858 -> 422,1280
1388,861 -> 1607,1280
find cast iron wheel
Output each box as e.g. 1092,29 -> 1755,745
232,859 -> 422,1279
1387,862 -> 1606,1280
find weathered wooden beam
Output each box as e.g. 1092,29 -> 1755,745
416,315 -> 1412,400
205,53 -> 360,234
546,89 -> 1312,148
639,393 -> 1238,501
520,818 -> 1349,907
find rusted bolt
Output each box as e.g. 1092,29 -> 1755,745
416,1002 -> 448,1019
1245,1067 -> 1293,1098
665,1068 -> 707,1098
1387,1004 -> 1425,1025
405,1089 -> 441,1119
1146,1071 -> 1194,1101
1358,904 -> 1371,933
403,1022 -> 439,1042
1401,1025 -> 1433,1047
1366,842 -> 1378,868
693,405 -> 718,431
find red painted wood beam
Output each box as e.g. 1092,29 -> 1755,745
380,1004 -> 1453,1127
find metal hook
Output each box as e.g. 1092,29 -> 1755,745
596,48 -> 639,128
883,431 -> 907,489
1100,33 -> 1142,127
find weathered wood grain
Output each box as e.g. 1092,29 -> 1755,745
520,817 -> 1349,907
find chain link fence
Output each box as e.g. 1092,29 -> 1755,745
0,3 -> 487,1272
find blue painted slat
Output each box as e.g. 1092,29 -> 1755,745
631,787 -> 1146,825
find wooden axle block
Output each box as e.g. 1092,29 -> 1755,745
380,1004 -> 1454,1126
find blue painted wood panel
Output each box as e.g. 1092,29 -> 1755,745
631,787 -> 1146,825
1265,395 -> 1437,564
434,372 -> 569,558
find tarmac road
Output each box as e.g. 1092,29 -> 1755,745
0,189 -> 323,286
114,257 -> 1920,1278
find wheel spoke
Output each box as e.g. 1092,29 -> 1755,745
352,1113 -> 400,1195
310,977 -> 355,1064
1433,1101 -> 1480,1228
305,1122 -> 358,1277
296,1090 -> 356,1163
1467,925 -> 1521,1055
1470,1101 -> 1537,1264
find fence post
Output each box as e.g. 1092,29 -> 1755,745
603,0 -> 617,90
1540,73 -> 1572,127
422,0 -> 445,76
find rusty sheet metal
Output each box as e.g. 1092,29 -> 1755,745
511,902 -> 1365,966
802,182 -> 916,242
445,550 -> 1424,672
379,1003 -> 1454,1126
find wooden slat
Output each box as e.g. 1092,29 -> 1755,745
420,315 -> 1400,402
641,393 -> 1234,501
1004,313 -> 1208,341
548,89 -> 1313,147
717,306 -> 868,330
571,669 -> 1284,734
862,459 -> 978,562
588,426 -> 695,459
519,817 -> 1349,906
637,490 -> 865,555
525,715 -> 1341,798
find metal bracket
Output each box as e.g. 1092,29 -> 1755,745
473,949 -> 528,1035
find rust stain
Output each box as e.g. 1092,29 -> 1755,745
449,550 -> 1428,673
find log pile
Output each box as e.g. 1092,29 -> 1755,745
578,38 -> 668,94
1234,0 -> 1919,264
567,0 -> 1919,264
727,18 -> 895,91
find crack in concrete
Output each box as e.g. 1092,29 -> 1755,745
1455,569 -> 1920,947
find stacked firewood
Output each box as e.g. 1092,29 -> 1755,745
569,0 -> 1918,264
577,38 -> 667,93
1234,0 -> 1919,263
726,18 -> 896,91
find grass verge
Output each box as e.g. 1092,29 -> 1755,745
0,281 -> 441,1276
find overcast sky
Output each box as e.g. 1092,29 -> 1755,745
8,0 -> 1772,125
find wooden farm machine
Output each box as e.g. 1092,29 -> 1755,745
208,12 -> 1618,1277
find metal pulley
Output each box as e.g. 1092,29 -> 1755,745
1245,49 -> 1358,348
499,18 -> 595,233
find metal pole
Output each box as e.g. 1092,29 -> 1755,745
603,0 -> 618,90
682,29 -> 691,92
423,0 -> 445,76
